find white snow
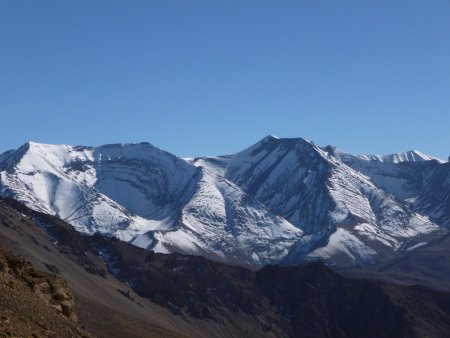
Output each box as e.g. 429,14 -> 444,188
354,223 -> 400,249
331,147 -> 443,164
406,242 -> 427,251
0,140 -> 305,266
0,137 -> 444,267
130,233 -> 153,250
308,228 -> 377,263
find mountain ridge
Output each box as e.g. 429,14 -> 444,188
0,136 -> 447,268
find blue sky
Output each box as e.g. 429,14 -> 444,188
1,0 -> 449,158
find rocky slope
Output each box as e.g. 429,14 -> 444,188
0,245 -> 93,337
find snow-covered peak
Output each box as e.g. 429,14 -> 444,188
231,136 -> 322,169
249,135 -> 312,149
0,140 -> 310,266
2,142 -> 73,173
1,140 -> 192,172
0,140 -> 199,227
191,136 -> 442,266
324,145 -> 450,230
92,142 -> 173,161
326,146 -> 443,164
190,136 -> 320,177
0,137 -> 446,268
260,134 -> 280,141
358,150 -> 441,163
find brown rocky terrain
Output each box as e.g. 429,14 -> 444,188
0,245 -> 92,337
1,197 -> 450,337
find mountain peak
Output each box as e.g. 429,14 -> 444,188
22,141 -> 69,149
1,137 -> 447,269
357,150 -> 441,163
262,134 -> 279,141
325,147 -> 443,164
7,141 -> 177,164
250,135 -> 315,152
96,141 -> 154,149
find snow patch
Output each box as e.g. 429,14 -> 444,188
308,228 -> 377,263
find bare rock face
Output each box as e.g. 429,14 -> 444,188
0,245 -> 93,337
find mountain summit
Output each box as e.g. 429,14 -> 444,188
0,137 -> 447,267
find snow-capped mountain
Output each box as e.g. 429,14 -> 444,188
191,136 -> 442,266
327,148 -> 443,164
0,137 -> 447,267
325,146 -> 450,228
0,141 -> 302,266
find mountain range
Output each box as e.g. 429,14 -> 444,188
0,136 -> 448,268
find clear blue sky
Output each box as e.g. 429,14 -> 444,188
1,1 -> 449,158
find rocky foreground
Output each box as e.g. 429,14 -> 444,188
0,245 -> 92,337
